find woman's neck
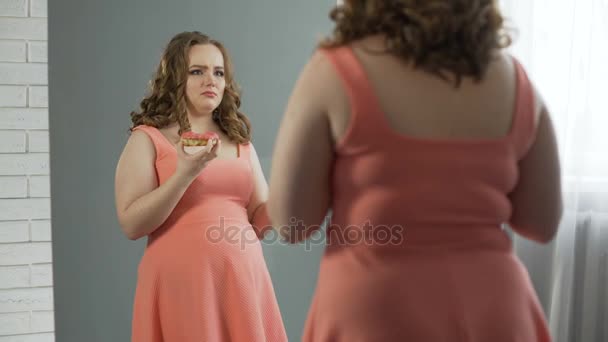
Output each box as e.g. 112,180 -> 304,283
187,112 -> 217,133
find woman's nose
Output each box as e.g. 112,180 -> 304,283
202,74 -> 216,86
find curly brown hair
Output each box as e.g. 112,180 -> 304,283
130,31 -> 251,143
321,0 -> 512,86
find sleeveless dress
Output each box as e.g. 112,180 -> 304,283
301,46 -> 552,341
130,125 -> 287,342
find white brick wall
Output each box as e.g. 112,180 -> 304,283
0,1 -> 53,341
0,42 -> 26,63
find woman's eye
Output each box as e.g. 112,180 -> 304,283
189,70 -> 202,75
215,70 -> 225,77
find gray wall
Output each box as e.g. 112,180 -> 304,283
48,1 -> 333,341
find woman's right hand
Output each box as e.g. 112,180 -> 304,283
174,138 -> 221,181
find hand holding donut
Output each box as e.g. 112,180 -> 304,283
175,131 -> 221,180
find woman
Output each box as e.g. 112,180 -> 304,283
269,1 -> 562,341
114,31 -> 287,342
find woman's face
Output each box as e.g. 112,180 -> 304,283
185,43 -> 226,116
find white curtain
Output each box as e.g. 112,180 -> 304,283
500,1 -> 608,341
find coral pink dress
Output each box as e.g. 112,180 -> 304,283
130,125 -> 287,342
302,46 -> 552,341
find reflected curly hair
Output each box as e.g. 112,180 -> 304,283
321,0 -> 512,86
130,31 -> 251,143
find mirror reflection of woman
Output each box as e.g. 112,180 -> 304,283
114,31 -> 287,342
269,1 -> 562,341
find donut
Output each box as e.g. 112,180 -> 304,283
181,131 -> 219,146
